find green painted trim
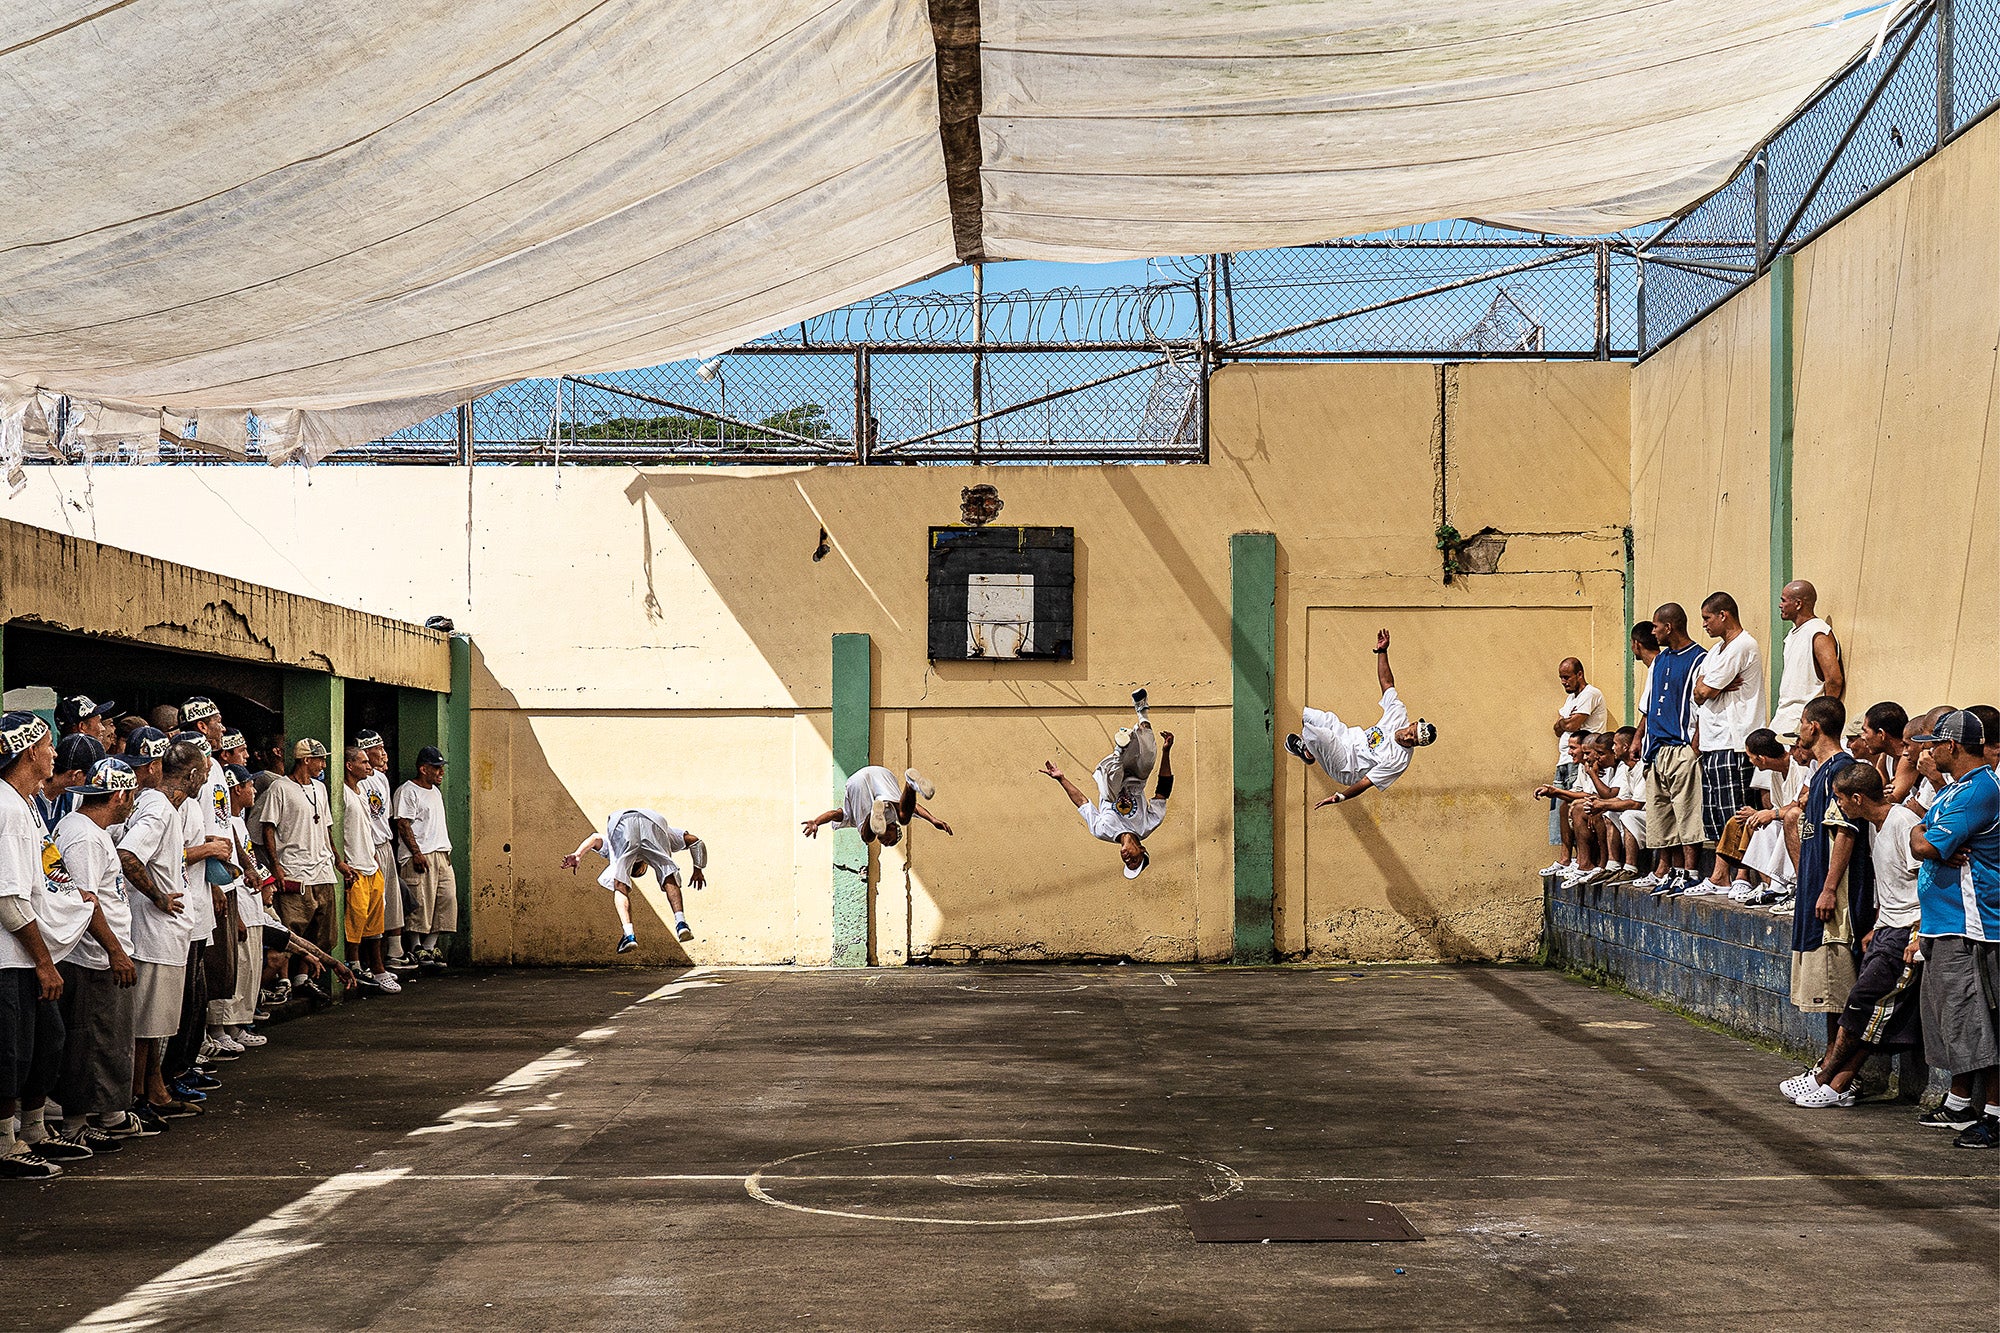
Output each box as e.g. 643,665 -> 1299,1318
446,635 -> 473,965
396,688 -> 445,766
281,671 -> 345,972
1230,532 -> 1276,964
1768,255 -> 1796,701
1622,526 -> 1636,725
830,633 -> 871,967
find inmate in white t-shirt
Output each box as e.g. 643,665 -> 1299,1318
359,770 -> 395,847
1695,631 -> 1767,752
119,789 -> 192,965
1871,804 -> 1924,930
1078,791 -> 1168,844
57,812 -> 129,970
835,767 -> 904,833
177,794 -> 218,942
1304,689 -> 1414,793
393,780 -> 451,855
0,782 -> 94,968
1557,684 -> 1608,765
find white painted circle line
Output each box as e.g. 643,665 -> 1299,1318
744,1137 -> 1242,1227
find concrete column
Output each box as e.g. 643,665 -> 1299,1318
830,633 -> 871,967
1230,533 -> 1276,964
1768,256 -> 1795,700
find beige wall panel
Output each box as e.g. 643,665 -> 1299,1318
1449,361 -> 1632,534
499,712 -> 806,966
903,706 -> 1216,961
467,708 -> 516,965
1298,604 -> 1586,960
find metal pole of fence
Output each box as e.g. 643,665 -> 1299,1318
1594,242 -> 1611,360
971,262 -> 984,461
1937,0 -> 1955,145
456,403 -> 473,465
858,350 -> 873,464
1752,151 -> 1770,273
852,350 -> 866,463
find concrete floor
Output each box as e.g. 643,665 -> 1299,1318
4,964 -> 1995,1332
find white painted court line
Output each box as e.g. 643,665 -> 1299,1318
52,1169 -> 1994,1187
63,969 -> 726,1333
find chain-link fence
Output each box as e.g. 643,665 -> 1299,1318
1640,0 -> 1999,354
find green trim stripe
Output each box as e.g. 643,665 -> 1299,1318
1768,256 -> 1795,701
282,671 -> 345,969
446,635 -> 473,965
830,633 -> 871,967
1230,532 -> 1276,964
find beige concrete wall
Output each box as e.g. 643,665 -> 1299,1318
1631,113 -> 1999,713
1,359 -> 1632,966
0,516 -> 449,690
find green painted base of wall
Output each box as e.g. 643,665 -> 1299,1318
1230,532 -> 1276,963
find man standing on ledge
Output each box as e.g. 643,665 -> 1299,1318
1771,580 -> 1844,736
1286,629 -> 1437,810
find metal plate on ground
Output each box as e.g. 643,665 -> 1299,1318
1182,1200 -> 1423,1243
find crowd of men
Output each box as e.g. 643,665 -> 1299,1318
1537,580 -> 2000,1151
0,692 -> 458,1179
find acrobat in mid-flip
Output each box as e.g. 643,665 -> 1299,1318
563,809 -> 706,952
1287,629 -> 1436,809
1041,688 -> 1174,879
801,766 -> 953,847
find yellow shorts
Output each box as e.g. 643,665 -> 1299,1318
344,869 -> 385,944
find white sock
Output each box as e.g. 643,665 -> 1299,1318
1987,1103 -> 2000,1120
386,936 -> 405,959
673,911 -> 687,926
19,1107 -> 45,1144
0,1121 -> 16,1155
1945,1093 -> 1971,1111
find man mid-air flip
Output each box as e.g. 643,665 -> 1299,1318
802,767 -> 952,848
1041,689 -> 1174,879
1287,629 -> 1436,809
562,809 -> 707,952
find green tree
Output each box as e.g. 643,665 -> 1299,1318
569,401 -> 835,444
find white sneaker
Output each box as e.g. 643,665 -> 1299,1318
868,797 -> 892,836
199,1037 -> 222,1059
233,1030 -> 268,1048
1540,860 -> 1571,877
1601,862 -> 1625,878
903,768 -> 934,800
1779,1067 -> 1822,1098
375,971 -> 402,994
1793,1081 -> 1855,1109
1769,896 -> 1796,916
1631,872 -> 1663,890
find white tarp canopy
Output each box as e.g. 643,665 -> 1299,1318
0,0 -> 1897,432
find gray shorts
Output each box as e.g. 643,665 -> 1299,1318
1919,935 -> 2000,1075
133,960 -> 187,1040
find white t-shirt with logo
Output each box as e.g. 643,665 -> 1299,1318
1304,689 -> 1414,793
253,776 -> 336,884
393,780 -> 451,855
1751,757 -> 1814,810
176,793 -> 220,942
119,788 -> 192,965
1695,631 -> 1767,751
359,770 -> 395,847
57,811 -> 129,970
0,782 -> 94,968
340,786 -> 378,872
1871,804 -> 1924,929
1078,789 -> 1168,844
1557,684 -> 1609,765
834,767 -> 903,833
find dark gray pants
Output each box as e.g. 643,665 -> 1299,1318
55,962 -> 136,1118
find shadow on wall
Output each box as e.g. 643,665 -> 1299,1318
470,641 -> 693,969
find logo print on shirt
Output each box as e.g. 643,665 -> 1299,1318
41,836 -> 75,894
1365,727 -> 1384,748
1115,795 -> 1136,817
368,789 -> 385,815
213,786 -> 229,819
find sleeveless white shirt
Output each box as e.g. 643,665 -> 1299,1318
1772,616 -> 1834,733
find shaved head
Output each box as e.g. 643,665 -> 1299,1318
1559,657 -> 1583,674
1783,580 -> 1817,604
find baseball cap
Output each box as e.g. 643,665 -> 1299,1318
54,694 -> 117,730
1124,848 -> 1150,880
416,745 -> 446,768
0,712 -> 50,770
224,763 -> 254,788
125,727 -> 170,766
54,733 -> 106,776
293,738 -> 331,761
73,757 -> 137,797
354,730 -> 385,750
171,730 -> 211,756
217,729 -> 247,752
1912,709 -> 1986,747
1413,719 -> 1438,747
180,696 -> 220,724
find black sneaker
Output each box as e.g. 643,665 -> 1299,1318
1953,1115 -> 1998,1150
300,976 -> 332,1006
125,1106 -> 169,1137
31,1128 -> 94,1162
0,1148 -> 62,1179
1131,688 -> 1149,713
1917,1101 -> 1982,1130
1285,733 -> 1315,766
185,1070 -> 222,1091
387,954 -> 418,972
151,1098 -> 202,1120
78,1128 -> 124,1154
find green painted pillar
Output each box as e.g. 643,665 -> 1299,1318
1768,255 -> 1795,701
446,635 -> 472,965
397,687 -> 445,770
1622,526 -> 1636,726
282,670 -> 345,969
830,633 -> 871,967
1231,532 -> 1276,964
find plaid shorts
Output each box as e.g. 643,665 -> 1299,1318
1700,748 -> 1753,843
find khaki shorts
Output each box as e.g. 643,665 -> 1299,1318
1791,945 -> 1858,1013
345,869 -> 385,944
401,850 -> 459,935
132,961 -> 186,1040
1644,745 -> 1703,849
276,882 -> 337,955
1714,811 -> 1754,863
376,841 -> 404,931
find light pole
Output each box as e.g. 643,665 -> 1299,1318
697,358 -> 726,446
